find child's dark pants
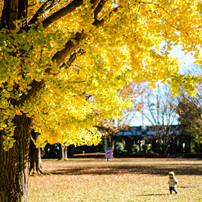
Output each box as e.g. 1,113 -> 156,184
169,187 -> 177,194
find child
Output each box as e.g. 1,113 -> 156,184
168,171 -> 178,194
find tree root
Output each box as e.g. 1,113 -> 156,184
29,167 -> 49,176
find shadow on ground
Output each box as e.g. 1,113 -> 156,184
136,194 -> 170,196
49,163 -> 202,176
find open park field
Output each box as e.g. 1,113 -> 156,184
27,158 -> 202,202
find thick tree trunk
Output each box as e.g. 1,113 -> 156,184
1,0 -> 28,30
0,115 -> 31,202
0,1 -> 31,201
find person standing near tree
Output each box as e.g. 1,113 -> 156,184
168,171 -> 178,194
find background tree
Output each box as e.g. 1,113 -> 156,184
58,144 -> 68,160
114,82 -> 148,154
141,84 -> 179,155
0,0 -> 201,201
29,131 -> 50,175
118,82 -> 179,155
176,65 -> 202,153
177,90 -> 202,153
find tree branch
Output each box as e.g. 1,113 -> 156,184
93,0 -> 106,20
26,4 -> 118,98
93,6 -> 118,27
90,0 -> 101,10
45,48 -> 85,73
42,0 -> 83,29
52,31 -> 87,66
59,48 -> 86,70
29,0 -> 61,25
16,2 -> 119,104
14,80 -> 45,105
18,48 -> 85,104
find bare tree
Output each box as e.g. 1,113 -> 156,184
140,84 -> 179,155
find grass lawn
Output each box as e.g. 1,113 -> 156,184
28,158 -> 202,201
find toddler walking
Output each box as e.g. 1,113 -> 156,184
168,171 -> 178,194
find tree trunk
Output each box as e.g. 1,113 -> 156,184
58,144 -> 68,160
1,0 -> 28,30
29,131 -> 48,175
64,145 -> 68,160
0,115 -> 31,202
111,135 -> 115,153
29,132 -> 41,175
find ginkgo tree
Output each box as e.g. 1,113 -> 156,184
0,0 -> 201,201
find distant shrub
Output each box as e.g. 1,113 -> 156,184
115,142 -> 126,154
142,144 -> 152,152
132,144 -> 140,152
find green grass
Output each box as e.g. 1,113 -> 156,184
28,158 -> 202,201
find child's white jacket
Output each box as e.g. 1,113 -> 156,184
168,176 -> 178,187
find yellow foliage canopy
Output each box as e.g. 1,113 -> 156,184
0,0 -> 201,149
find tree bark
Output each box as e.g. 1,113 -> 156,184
1,0 -> 28,30
0,115 -> 32,202
0,1 -> 31,201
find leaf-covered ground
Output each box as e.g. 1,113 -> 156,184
28,158 -> 202,201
